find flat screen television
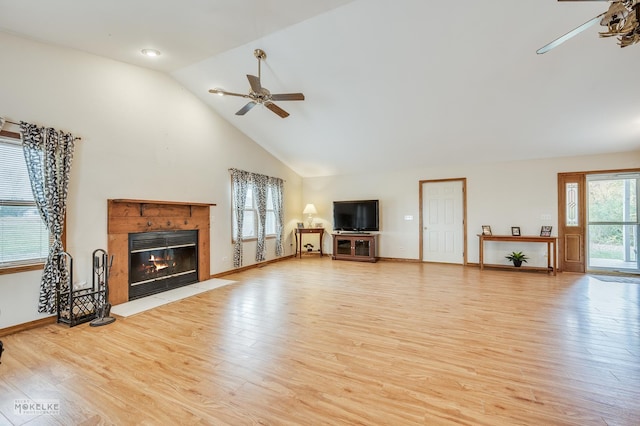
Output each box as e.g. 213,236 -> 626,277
333,200 -> 379,232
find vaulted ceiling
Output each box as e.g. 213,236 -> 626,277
1,0 -> 639,177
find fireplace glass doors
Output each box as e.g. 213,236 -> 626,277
128,230 -> 198,300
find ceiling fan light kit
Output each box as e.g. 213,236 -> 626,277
208,48 -> 304,118
537,0 -> 640,54
141,48 -> 161,57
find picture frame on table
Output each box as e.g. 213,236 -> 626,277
481,225 -> 492,236
511,226 -> 521,236
297,222 -> 305,228
540,226 -> 552,237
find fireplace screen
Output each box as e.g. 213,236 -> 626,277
128,230 -> 198,299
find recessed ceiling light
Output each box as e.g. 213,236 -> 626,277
141,49 -> 161,57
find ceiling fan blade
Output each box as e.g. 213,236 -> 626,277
270,93 -> 305,101
265,102 -> 290,118
247,75 -> 262,93
208,88 -> 250,98
537,13 -> 604,54
235,102 -> 257,116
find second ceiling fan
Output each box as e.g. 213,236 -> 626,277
537,0 -> 640,54
209,49 -> 305,118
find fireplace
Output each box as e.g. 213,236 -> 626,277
129,230 -> 198,300
107,199 -> 215,305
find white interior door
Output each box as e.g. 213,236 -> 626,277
421,180 -> 464,264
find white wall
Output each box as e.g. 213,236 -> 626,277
304,152 -> 640,265
0,32 -> 302,328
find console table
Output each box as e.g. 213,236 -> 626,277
478,234 -> 557,275
295,228 -> 324,258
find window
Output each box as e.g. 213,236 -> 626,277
233,185 -> 276,240
0,134 -> 50,269
230,168 -> 284,267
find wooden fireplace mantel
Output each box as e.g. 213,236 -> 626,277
110,198 -> 215,207
107,199 -> 216,305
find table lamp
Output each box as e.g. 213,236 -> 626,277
303,203 -> 317,228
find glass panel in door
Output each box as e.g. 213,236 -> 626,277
587,173 -> 639,273
354,239 -> 370,257
336,239 -> 352,256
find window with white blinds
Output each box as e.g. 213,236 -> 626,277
0,135 -> 50,268
232,186 -> 277,240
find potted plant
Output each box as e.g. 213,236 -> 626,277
304,243 -> 314,252
505,251 -> 528,267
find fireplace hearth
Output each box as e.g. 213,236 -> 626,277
129,230 -> 198,300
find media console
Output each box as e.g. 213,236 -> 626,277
332,233 -> 378,263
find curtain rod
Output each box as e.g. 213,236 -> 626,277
3,118 -> 82,141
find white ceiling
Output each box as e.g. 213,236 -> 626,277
1,0 -> 639,177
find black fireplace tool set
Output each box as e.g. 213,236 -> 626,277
55,248 -> 116,327
90,249 -> 116,327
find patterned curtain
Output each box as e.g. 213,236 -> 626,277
20,122 -> 75,314
230,169 -> 285,267
269,177 -> 285,256
254,173 -> 268,262
231,169 -> 250,268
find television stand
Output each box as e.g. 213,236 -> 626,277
332,233 -> 377,263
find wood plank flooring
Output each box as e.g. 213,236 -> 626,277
0,258 -> 638,425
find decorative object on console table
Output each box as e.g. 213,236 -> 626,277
540,226 -> 552,237
505,251 -> 528,267
302,203 -> 317,228
295,227 -> 324,258
482,225 -> 492,236
297,222 -> 304,228
511,226 -> 521,236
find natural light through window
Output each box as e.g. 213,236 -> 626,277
233,186 -> 276,240
0,136 -> 49,268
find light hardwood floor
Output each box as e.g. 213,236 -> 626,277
0,258 -> 638,425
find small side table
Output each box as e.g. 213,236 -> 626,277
295,228 -> 324,258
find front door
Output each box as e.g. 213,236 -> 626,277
420,179 -> 466,264
558,173 -> 586,273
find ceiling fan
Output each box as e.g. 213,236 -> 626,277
208,49 -> 305,118
537,0 -> 640,54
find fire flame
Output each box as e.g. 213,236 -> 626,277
149,254 -> 169,271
